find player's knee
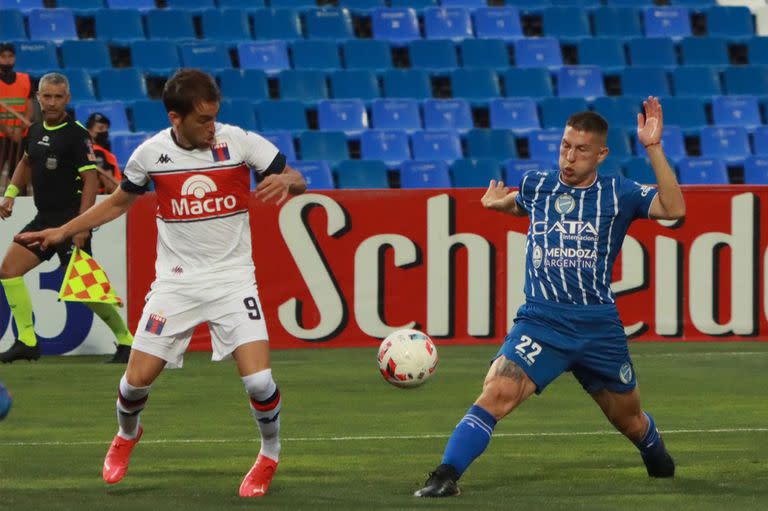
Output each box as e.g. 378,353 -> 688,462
242,368 -> 276,401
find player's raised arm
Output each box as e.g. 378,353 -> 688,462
481,180 -> 527,217
637,97 -> 686,220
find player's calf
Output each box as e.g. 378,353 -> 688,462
243,369 -> 282,462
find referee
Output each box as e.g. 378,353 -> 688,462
0,72 -> 132,364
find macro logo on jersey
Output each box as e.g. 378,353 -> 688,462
554,193 -> 575,215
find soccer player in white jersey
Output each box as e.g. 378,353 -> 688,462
16,69 -> 307,498
415,97 -> 687,497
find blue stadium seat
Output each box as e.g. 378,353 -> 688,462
743,156 -> 768,184
131,41 -> 181,76
62,69 -> 95,103
634,125 -> 687,161
291,40 -> 342,70
256,100 -> 307,131
370,98 -> 422,132
291,161 -> 335,189
623,157 -> 656,184
472,7 -> 522,40
57,0 -> 106,14
219,99 -> 258,130
330,70 -> 380,101
723,66 -> 768,96
451,69 -> 501,101
621,67 -> 671,97
238,41 -> 290,75
252,8 -> 302,40
505,159 -> 551,185
643,7 -> 691,39
317,99 -> 369,134
218,69 -> 269,101
106,0 -> 153,9
410,40 -> 458,73
343,39 -> 393,70
180,43 -> 231,72
261,131 -> 296,161
28,8 -> 77,42
677,157 -> 729,184
360,130 -> 411,166
578,37 -> 626,70
423,98 -> 473,132
442,0 -> 486,7
542,7 -> 590,40
514,37 -> 562,68
0,0 -> 42,11
336,160 -> 390,189
591,97 -> 639,129
754,126 -> 768,155
700,126 -> 750,162
382,69 -> 432,99
130,100 -> 167,133
489,98 -> 539,131
706,6 -> 753,39
299,131 -> 350,163
389,0 -> 437,10
598,156 -> 623,177
340,0 -> 386,12
304,8 -> 354,40
372,8 -> 420,44
270,0 -> 318,8
201,8 -> 251,43
606,128 -> 632,159
528,128 -> 564,166
165,0 -> 214,10
466,129 -> 518,160
61,40 -> 111,72
96,69 -> 146,102
554,0 -> 600,6
111,132 -> 149,168
669,0 -> 715,5
557,66 -> 605,99
424,7 -> 473,41
746,37 -> 768,66
672,66 -> 722,98
95,9 -> 144,42
411,131 -> 463,162
216,0 -> 266,8
540,98 -> 589,129
400,160 -> 452,189
592,7 -> 642,39
278,70 -> 328,103
460,39 -> 509,70
451,159 -> 502,188
75,101 -> 129,133
146,9 -> 195,40
712,96 -> 761,129
0,9 -> 26,40
627,37 -> 676,68
661,97 -> 707,132
679,37 -> 729,67
13,41 -> 57,72
503,68 -> 553,98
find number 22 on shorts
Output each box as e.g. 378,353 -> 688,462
515,335 -> 542,366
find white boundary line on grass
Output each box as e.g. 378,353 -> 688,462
3,427 -> 767,447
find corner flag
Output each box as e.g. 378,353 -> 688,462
58,248 -> 123,307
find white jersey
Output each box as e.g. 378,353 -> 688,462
123,123 -> 281,286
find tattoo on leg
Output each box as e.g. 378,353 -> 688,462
494,359 -> 526,381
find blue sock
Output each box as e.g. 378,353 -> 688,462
634,412 -> 666,460
441,404 -> 497,477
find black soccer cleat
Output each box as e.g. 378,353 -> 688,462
105,344 -> 131,364
414,464 -> 461,497
643,446 -> 676,478
0,339 -> 41,364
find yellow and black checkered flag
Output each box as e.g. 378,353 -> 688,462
58,248 -> 123,307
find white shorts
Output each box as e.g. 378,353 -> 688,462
132,279 -> 269,369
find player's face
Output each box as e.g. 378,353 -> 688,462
37,82 -> 71,124
172,101 -> 219,149
558,126 -> 608,187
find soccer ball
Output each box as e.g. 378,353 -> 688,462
0,382 -> 12,421
377,329 -> 438,388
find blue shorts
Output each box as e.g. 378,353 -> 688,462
496,299 -> 636,395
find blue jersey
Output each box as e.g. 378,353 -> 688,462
516,170 -> 657,306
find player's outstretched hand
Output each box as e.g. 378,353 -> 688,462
255,174 -> 290,205
14,227 -> 67,251
481,180 -> 515,211
637,96 -> 663,148
0,197 -> 14,220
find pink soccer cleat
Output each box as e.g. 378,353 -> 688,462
102,426 -> 143,484
239,454 -> 278,498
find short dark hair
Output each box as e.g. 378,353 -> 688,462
0,42 -> 15,55
566,111 -> 608,139
86,112 -> 110,129
162,69 -> 221,118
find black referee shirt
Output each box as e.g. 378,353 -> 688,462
25,117 -> 97,213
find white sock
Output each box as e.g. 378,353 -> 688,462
242,369 -> 282,461
116,374 -> 150,440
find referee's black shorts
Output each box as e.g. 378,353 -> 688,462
17,210 -> 92,267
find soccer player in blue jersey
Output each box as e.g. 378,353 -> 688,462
415,97 -> 686,497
